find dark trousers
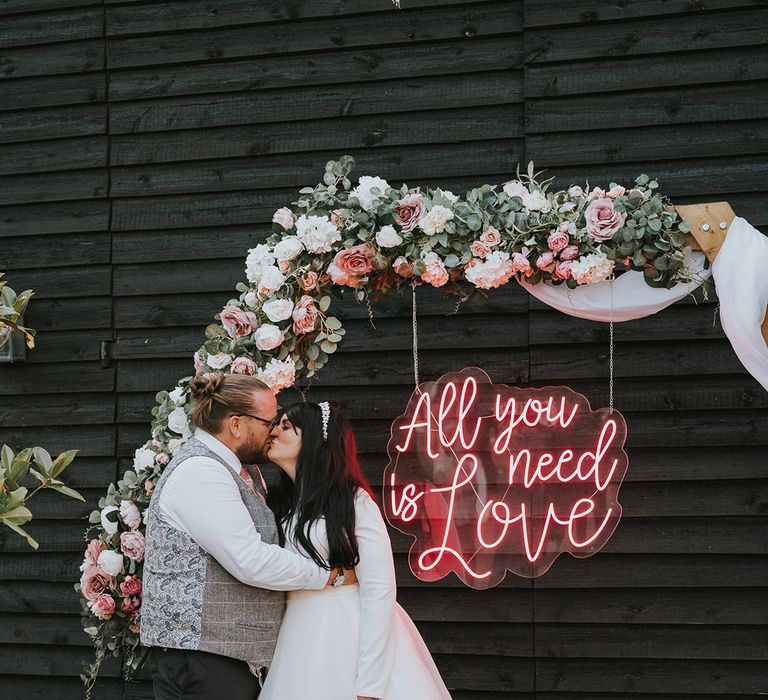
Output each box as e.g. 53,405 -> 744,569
150,648 -> 261,700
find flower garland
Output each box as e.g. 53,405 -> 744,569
78,156 -> 699,689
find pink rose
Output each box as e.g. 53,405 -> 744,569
120,575 -> 142,598
145,480 -> 154,496
470,241 -> 491,259
585,198 -> 627,242
129,619 -> 141,634
90,594 -> 115,620
393,256 -> 413,278
480,227 -> 501,247
154,452 -> 169,466
536,251 -> 556,271
330,208 -> 346,228
231,356 -> 258,375
607,185 -> 626,200
297,269 -> 319,292
272,207 -> 295,230
120,531 -> 146,563
220,305 -> 258,339
560,245 -> 579,261
119,500 -> 142,530
547,230 -> 569,252
292,295 -> 319,335
278,260 -> 291,274
80,565 -> 115,602
511,252 -> 532,275
554,261 -> 573,279
84,539 -> 105,567
589,187 -> 606,198
327,244 -> 375,288
393,194 -> 426,233
121,596 -> 140,614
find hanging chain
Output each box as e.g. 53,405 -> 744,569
411,281 -> 420,388
609,274 -> 615,413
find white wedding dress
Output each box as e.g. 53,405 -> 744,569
260,489 -> 451,700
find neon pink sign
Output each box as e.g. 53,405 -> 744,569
383,367 -> 628,587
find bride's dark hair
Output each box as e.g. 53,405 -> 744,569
268,401 -> 372,570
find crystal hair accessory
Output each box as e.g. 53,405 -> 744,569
318,401 -> 331,441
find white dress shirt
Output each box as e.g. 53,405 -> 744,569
157,429 -> 327,591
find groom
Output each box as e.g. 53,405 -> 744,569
141,373 -> 355,699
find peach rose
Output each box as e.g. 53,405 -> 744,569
220,305 -> 258,339
120,531 -> 145,563
393,256 -> 413,278
145,480 -> 154,496
327,244 -> 375,288
292,295 -> 319,335
297,269 -> 319,292
470,241 -> 491,259
393,194 -> 426,233
555,261 -> 573,279
231,356 -> 258,375
80,565 -> 115,602
480,227 -> 502,247
330,208 -> 346,228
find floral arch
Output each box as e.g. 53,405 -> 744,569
78,155 -> 703,684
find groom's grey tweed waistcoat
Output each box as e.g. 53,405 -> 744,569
140,437 -> 285,669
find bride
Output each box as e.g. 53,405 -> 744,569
260,400 -> 452,700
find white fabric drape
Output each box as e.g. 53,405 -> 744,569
516,216 -> 768,391
711,217 -> 768,391
518,252 -> 711,322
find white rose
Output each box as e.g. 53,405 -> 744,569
206,352 -> 232,370
350,175 -> 390,212
243,291 -> 259,308
132,446 -> 155,474
295,215 -> 342,253
273,237 -> 304,262
97,549 -> 124,576
420,205 -> 454,235
255,324 -> 284,351
437,189 -> 459,203
100,506 -> 119,535
272,207 -> 295,230
263,298 -> 294,322
119,499 -> 142,529
503,180 -> 528,199
168,387 -> 186,405
375,225 -> 402,248
523,190 -> 551,213
167,407 -> 189,435
168,438 -> 182,455
258,266 -> 286,295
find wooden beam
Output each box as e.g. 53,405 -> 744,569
673,202 -> 768,347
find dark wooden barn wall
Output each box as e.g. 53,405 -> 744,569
0,1 -> 766,698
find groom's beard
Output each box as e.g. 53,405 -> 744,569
236,434 -> 271,465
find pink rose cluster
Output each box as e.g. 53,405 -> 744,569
470,227 -> 503,259
79,535 -> 143,628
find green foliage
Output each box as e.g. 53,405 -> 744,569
0,444 -> 82,548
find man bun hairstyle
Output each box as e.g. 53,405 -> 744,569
189,372 -> 270,433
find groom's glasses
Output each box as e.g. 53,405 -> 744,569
233,410 -> 281,430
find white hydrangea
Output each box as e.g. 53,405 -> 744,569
256,357 -> 296,394
570,252 -> 615,285
350,175 -> 390,212
465,251 -> 515,289
420,205 -> 454,235
523,189 -> 551,213
436,188 -> 459,203
295,215 -> 342,253
245,244 -> 276,284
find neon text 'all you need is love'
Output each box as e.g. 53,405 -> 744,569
383,367 -> 629,587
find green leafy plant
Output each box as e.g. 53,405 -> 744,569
0,445 -> 82,548
0,272 -> 36,350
